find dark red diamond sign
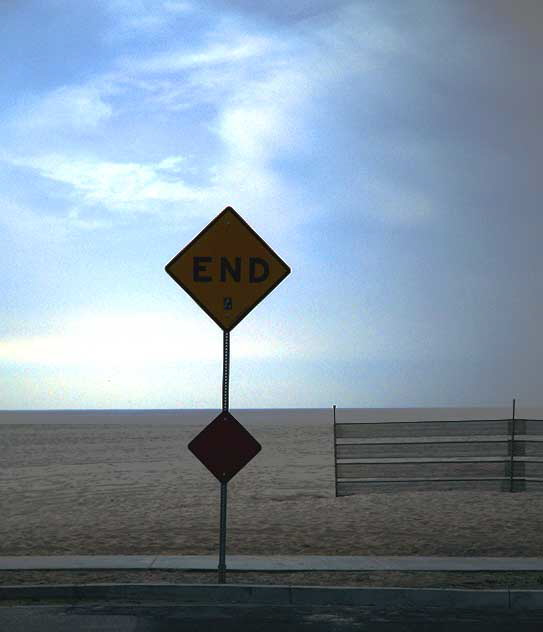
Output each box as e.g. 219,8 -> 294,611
188,411 -> 261,482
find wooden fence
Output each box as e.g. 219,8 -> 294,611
333,406 -> 543,496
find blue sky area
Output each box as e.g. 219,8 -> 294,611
1,1 -> 542,409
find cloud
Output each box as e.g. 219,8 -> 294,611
133,35 -> 272,73
14,84 -> 113,132
215,64 -> 313,162
126,27 -> 322,226
0,199 -> 112,242
102,0 -> 193,40
2,1 -> 443,234
0,312 -> 298,368
6,154 -> 206,214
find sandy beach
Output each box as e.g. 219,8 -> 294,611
2,417 -> 543,561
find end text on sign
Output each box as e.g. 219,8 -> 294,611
193,256 -> 270,283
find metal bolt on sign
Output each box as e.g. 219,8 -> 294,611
165,206 -> 290,583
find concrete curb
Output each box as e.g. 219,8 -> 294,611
2,584 -> 543,609
3,555 -> 543,572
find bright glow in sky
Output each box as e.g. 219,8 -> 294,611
1,1 -> 543,409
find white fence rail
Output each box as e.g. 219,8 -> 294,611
332,406 -> 543,496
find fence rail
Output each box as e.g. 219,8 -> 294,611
332,405 -> 543,495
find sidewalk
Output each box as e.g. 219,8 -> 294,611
2,555 -> 543,572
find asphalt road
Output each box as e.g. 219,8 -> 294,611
3,604 -> 543,631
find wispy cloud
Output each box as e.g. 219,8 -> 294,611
131,35 -> 273,73
1,1 -> 439,235
6,154 -> 206,214
12,84 -> 113,133
101,0 -> 193,40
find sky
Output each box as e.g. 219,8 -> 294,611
1,0 -> 542,410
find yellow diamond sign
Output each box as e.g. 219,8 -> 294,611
165,207 -> 291,331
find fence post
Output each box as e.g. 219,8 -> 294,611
333,404 -> 338,497
509,398 -> 516,492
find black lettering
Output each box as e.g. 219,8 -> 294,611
249,257 -> 269,283
193,256 -> 212,282
220,257 -> 241,282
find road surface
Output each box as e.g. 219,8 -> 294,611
3,603 -> 543,631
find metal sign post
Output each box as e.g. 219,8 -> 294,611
218,481 -> 227,583
510,398 -> 516,493
219,330 -> 230,583
166,206 -> 290,588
